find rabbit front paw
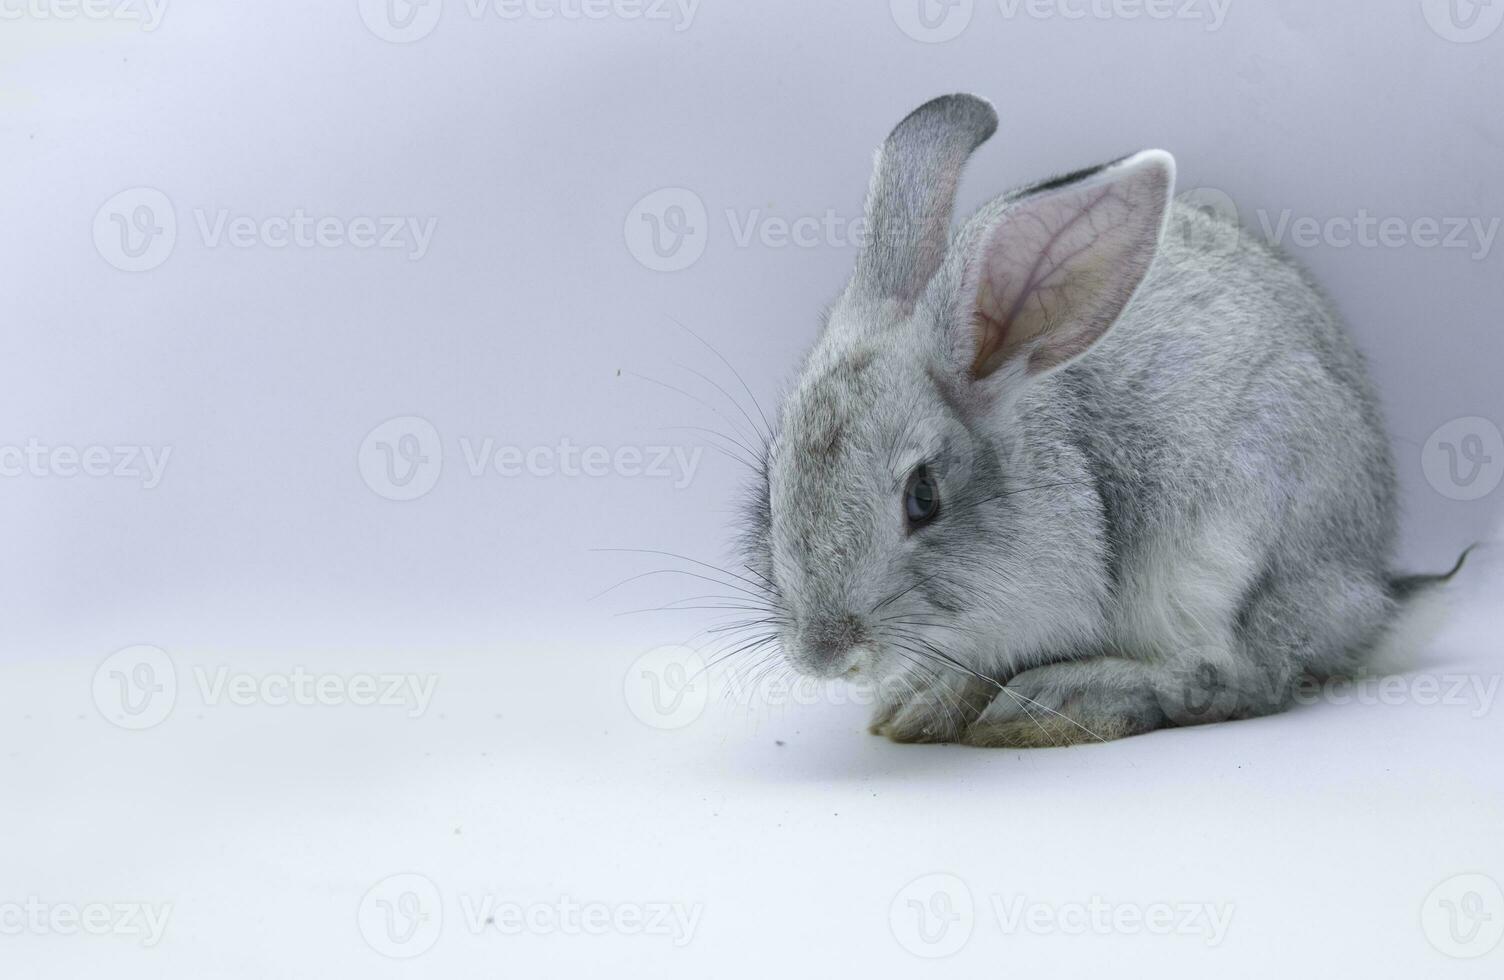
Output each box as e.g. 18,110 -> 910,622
962,659 -> 1166,748
869,672 -> 995,744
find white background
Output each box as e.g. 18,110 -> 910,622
2,0 -> 1502,976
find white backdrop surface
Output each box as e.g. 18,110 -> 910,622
1,1 -> 1502,976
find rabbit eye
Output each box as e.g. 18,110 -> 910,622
904,465 -> 940,528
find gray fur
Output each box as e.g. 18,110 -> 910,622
739,93 -> 1444,747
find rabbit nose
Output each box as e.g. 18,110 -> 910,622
809,612 -> 867,650
790,613 -> 870,677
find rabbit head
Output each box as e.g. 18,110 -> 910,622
743,94 -> 1175,682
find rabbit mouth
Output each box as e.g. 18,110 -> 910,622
784,614 -> 873,678
788,651 -> 867,680
785,638 -> 877,680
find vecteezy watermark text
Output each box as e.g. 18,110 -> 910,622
358,416 -> 705,501
888,873 -> 1234,958
1173,188 -> 1504,266
92,645 -> 440,730
1257,209 -> 1500,260
1292,673 -> 1501,718
0,0 -> 167,30
0,899 -> 172,947
457,438 -> 701,487
194,666 -> 438,717
357,873 -> 704,959
990,895 -> 1235,944
623,188 -> 871,272
997,0 -> 1231,28
193,209 -> 437,260
459,895 -> 703,946
93,187 -> 438,272
0,440 -> 170,488
625,645 -> 993,730
889,0 -> 1232,44
358,0 -> 700,43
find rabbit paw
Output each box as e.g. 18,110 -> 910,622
869,673 -> 994,744
962,659 -> 1164,748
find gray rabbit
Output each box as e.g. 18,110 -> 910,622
737,93 -> 1466,747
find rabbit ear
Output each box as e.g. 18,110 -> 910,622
851,94 -> 998,308
964,150 -> 1175,380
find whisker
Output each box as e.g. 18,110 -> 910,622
885,642 -> 972,736
588,567 -> 770,603
620,369 -> 763,452
696,634 -> 780,679
871,569 -> 947,613
994,687 -> 1106,743
972,479 -> 1096,507
882,617 -> 964,633
615,604 -> 773,617
694,439 -> 763,473
898,634 -> 1107,743
655,425 -> 763,469
669,315 -> 775,440
670,358 -> 770,453
589,548 -> 775,597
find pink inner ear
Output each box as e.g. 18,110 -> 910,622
970,185 -> 1119,379
965,151 -> 1173,381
